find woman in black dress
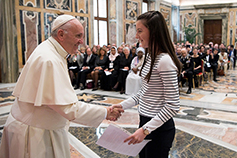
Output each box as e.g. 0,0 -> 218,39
112,47 -> 133,94
91,47 -> 109,91
191,47 -> 202,87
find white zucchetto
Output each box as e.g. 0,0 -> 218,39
51,14 -> 76,32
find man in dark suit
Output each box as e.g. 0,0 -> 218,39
179,48 -> 194,94
75,47 -> 96,90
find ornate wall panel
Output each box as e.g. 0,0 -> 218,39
44,0 -> 72,11
76,16 -> 89,46
109,21 -> 117,45
125,0 -> 138,21
110,0 -> 116,19
179,10 -> 198,43
124,0 -> 141,46
15,0 -> 90,68
125,22 -> 137,46
184,12 -> 196,27
160,7 -> 171,28
76,0 -> 88,13
44,13 -> 57,39
20,10 -> 41,64
227,9 -> 237,45
19,0 -> 40,8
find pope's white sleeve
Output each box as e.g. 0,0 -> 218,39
48,101 -> 106,128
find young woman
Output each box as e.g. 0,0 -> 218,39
112,11 -> 182,158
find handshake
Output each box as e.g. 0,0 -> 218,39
106,104 -> 124,121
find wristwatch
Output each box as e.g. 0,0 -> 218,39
142,126 -> 150,135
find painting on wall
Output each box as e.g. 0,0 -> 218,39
125,0 -> 138,21
45,0 -> 72,11
76,16 -> 89,47
125,23 -> 136,45
184,13 -> 196,27
160,8 -> 170,27
20,10 -> 41,64
44,13 -> 57,40
19,0 -> 40,7
75,0 -> 88,13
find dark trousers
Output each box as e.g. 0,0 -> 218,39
205,63 -> 218,80
76,69 -> 92,87
118,70 -> 129,90
179,71 -> 193,89
139,115 -> 175,158
233,58 -> 236,69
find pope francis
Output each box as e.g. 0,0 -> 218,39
0,15 -> 123,158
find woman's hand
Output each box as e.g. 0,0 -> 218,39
124,128 -> 146,145
124,67 -> 129,70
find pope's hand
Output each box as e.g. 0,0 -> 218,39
124,128 -> 146,145
106,105 -> 124,121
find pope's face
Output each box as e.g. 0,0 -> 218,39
135,20 -> 150,48
62,19 -> 84,55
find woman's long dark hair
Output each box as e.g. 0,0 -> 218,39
138,11 -> 182,82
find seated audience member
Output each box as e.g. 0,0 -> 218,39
218,48 -> 228,76
176,47 -> 182,59
204,47 -> 213,79
179,48 -> 194,94
75,47 -> 96,90
125,47 -> 145,95
96,45 -> 100,50
91,45 -> 98,56
199,45 -> 206,59
91,47 -> 109,91
117,46 -> 124,56
210,48 -> 219,82
191,47 -> 202,87
68,49 -> 84,86
80,47 -> 86,55
101,46 -> 120,90
186,44 -> 193,55
130,47 -> 137,59
112,47 -> 133,94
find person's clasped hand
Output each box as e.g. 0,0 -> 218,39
106,105 -> 124,121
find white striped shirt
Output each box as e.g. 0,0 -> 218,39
121,53 -> 180,133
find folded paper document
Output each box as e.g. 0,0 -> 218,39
96,124 -> 150,156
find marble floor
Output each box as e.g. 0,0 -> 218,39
0,69 -> 237,157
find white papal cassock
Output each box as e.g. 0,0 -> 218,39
0,37 -> 106,158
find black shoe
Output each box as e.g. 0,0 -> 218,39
213,79 -> 219,82
80,86 -> 85,90
186,89 -> 191,94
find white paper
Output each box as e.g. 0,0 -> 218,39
96,124 -> 150,156
69,66 -> 77,69
104,71 -> 112,76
